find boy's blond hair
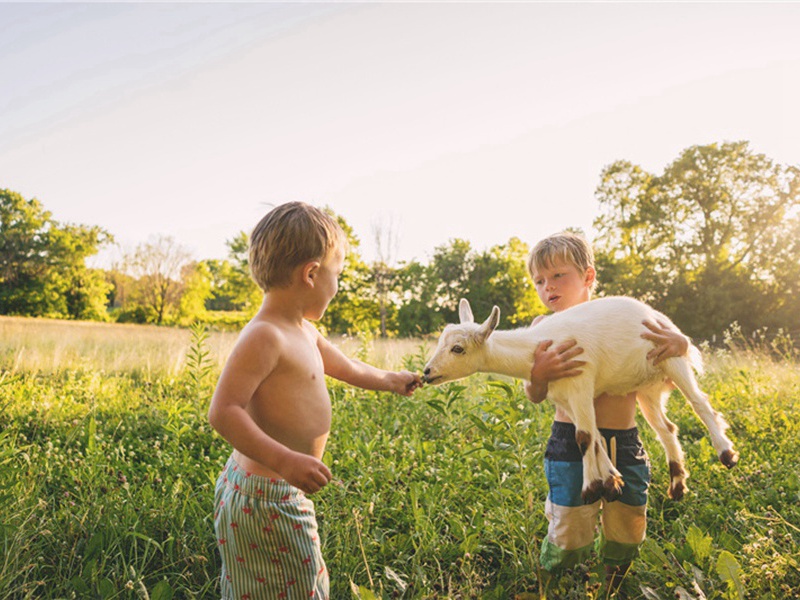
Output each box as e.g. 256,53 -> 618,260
527,230 -> 597,291
249,202 -> 347,291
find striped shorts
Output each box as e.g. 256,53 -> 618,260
540,422 -> 650,571
214,455 -> 329,599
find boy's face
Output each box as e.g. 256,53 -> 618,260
306,246 -> 345,320
531,259 -> 595,312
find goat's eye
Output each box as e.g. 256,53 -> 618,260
451,345 -> 465,355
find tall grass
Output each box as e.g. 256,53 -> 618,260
0,316 -> 427,375
0,315 -> 234,375
1,317 -> 798,598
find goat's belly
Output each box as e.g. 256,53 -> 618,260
594,367 -> 661,396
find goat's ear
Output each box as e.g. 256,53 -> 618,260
477,306 -> 500,342
459,298 -> 474,323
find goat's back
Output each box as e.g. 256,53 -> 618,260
532,296 -> 678,396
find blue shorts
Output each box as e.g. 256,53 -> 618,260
540,422 -> 650,571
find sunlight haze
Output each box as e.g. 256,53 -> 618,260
2,2 -> 799,266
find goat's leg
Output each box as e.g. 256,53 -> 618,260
662,358 -> 739,469
595,433 -> 625,503
564,393 -> 623,504
637,383 -> 688,500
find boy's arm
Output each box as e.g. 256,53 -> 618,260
315,330 -> 422,396
207,325 -> 331,494
641,319 -> 690,364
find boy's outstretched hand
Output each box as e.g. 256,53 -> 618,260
389,370 -> 423,396
281,450 -> 332,495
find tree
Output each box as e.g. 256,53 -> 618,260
0,188 -> 112,319
222,231 -> 262,313
126,235 -> 192,325
203,259 -> 236,311
592,161 -> 665,303
593,142 -> 800,338
394,260 -> 443,337
203,232 -> 262,314
371,214 -> 400,338
321,210 -> 380,335
391,237 -> 547,337
428,238 -> 476,323
177,261 -> 213,325
468,237 -> 546,327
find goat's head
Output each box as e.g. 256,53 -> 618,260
422,299 -> 500,385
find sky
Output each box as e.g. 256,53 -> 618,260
2,2 -> 800,268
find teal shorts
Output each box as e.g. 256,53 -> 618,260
540,422 -> 650,571
214,455 -> 329,599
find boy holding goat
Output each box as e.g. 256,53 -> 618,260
524,231 -> 689,589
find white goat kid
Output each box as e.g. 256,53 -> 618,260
422,297 -> 738,503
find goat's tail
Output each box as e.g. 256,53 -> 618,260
688,344 -> 704,376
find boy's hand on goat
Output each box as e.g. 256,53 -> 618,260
641,320 -> 690,365
531,339 -> 586,383
526,340 -> 585,404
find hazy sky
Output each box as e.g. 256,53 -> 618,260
2,2 -> 799,267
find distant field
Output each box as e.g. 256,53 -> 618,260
1,316 -> 798,598
0,315 -> 430,374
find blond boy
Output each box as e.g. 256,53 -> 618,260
208,202 -> 421,599
524,231 -> 688,589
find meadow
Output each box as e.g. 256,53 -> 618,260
1,316 -> 798,599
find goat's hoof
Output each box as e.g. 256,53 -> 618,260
668,460 -> 686,480
582,480 -> 604,504
668,481 -> 686,501
720,449 -> 739,469
602,475 -> 624,502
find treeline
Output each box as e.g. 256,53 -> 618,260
2,141 -> 798,341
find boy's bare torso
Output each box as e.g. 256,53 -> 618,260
560,392 -> 637,430
233,318 -> 332,479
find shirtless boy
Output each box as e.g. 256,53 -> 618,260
208,202 -> 421,599
524,231 -> 688,590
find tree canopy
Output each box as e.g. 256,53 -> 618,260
0,189 -> 112,320
2,141 -> 798,341
594,141 -> 800,339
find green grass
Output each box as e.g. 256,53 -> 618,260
0,320 -> 798,599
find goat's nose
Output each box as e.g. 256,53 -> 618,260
423,367 -> 431,375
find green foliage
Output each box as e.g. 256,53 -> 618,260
322,210 -> 382,336
195,309 -> 251,332
394,260 -> 445,337
7,138 -> 800,341
125,235 -> 193,325
2,340 -> 799,598
185,322 -> 214,405
0,188 -> 113,319
467,237 -> 545,327
0,370 -> 220,599
113,304 -> 156,324
393,238 -> 546,337
593,142 -> 800,339
203,232 -> 262,314
176,262 -> 212,326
